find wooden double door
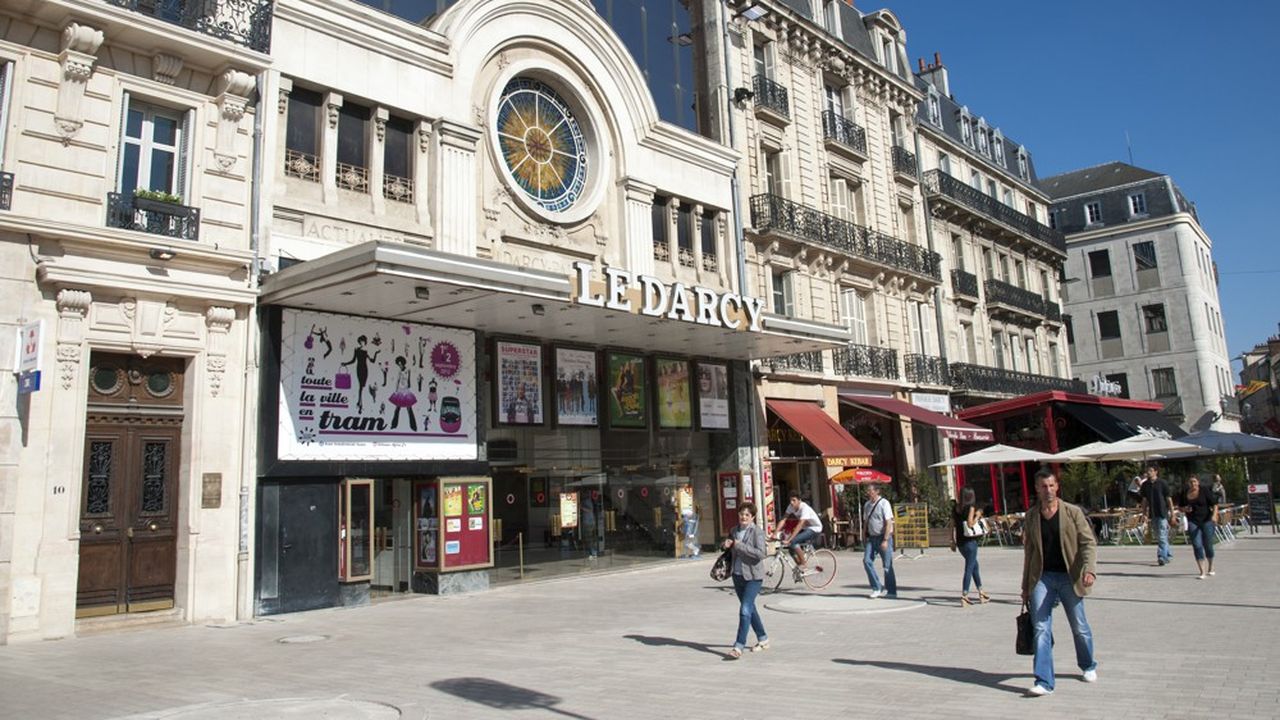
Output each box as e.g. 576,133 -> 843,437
76,417 -> 181,617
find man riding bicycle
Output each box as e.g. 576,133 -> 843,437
777,494 -> 823,571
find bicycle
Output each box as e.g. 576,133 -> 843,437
763,540 -> 837,592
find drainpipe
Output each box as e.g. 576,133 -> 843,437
236,69 -> 268,621
718,1 -> 763,514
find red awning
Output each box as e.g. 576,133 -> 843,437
766,399 -> 873,467
830,468 -> 892,485
840,394 -> 994,442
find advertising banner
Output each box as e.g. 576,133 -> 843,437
696,362 -> 730,430
656,358 -> 692,429
495,341 -> 543,425
554,347 -> 598,426
278,309 -> 476,461
606,353 -> 647,428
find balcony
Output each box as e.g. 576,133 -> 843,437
922,170 -> 1065,255
767,350 -> 824,374
891,146 -> 917,180
832,343 -> 899,381
984,279 -> 1047,326
752,74 -> 790,123
1221,395 -> 1243,419
1043,300 -> 1062,324
949,362 -> 1085,397
749,194 -> 941,281
106,192 -> 200,241
821,111 -> 866,157
1159,396 -> 1184,421
0,171 -> 12,211
905,354 -> 950,386
951,269 -> 979,301
107,0 -> 274,53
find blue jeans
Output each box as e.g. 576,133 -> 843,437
863,534 -> 897,595
1031,571 -> 1096,691
1188,520 -> 1216,561
1153,517 -> 1172,563
958,539 -> 982,594
732,574 -> 766,650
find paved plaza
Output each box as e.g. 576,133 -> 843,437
2,533 -> 1277,720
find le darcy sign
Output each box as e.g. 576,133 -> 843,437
572,262 -> 766,332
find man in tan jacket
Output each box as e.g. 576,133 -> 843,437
1021,468 -> 1098,696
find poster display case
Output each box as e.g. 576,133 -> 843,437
340,479 -> 374,582
414,477 -> 494,572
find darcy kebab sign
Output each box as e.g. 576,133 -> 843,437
279,309 -> 477,461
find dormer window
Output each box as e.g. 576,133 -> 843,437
959,109 -> 973,146
822,0 -> 841,34
976,120 -> 990,155
993,131 -> 1005,164
927,90 -> 941,126
1016,148 -> 1029,180
881,38 -> 897,74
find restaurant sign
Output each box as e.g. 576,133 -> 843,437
573,262 -> 766,332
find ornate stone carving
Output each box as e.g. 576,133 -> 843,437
374,107 -> 388,143
418,124 -> 433,154
326,92 -> 343,129
278,77 -> 293,114
153,53 -> 183,85
204,306 -> 234,398
214,69 -> 253,172
55,23 -> 104,142
56,288 -> 91,390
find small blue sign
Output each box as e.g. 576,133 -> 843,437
18,370 -> 41,394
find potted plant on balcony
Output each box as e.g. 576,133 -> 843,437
132,188 -> 185,210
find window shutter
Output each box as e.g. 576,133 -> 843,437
0,62 -> 11,166
115,90 -> 131,191
829,178 -> 848,221
782,272 -> 795,316
919,303 -> 932,355
908,301 -> 922,354
176,107 -> 194,202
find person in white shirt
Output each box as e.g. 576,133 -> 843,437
862,483 -> 897,598
778,494 -> 823,569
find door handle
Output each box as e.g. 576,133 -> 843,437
92,524 -> 103,534
148,521 -> 158,532
282,543 -> 294,550
125,527 -> 134,539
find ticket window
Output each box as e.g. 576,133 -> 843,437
340,479 -> 374,582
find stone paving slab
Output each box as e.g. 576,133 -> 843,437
1,534 -> 1277,720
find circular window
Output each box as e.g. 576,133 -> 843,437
92,366 -> 123,395
146,371 -> 175,398
495,78 -> 588,214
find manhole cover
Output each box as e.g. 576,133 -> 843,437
276,634 -> 329,644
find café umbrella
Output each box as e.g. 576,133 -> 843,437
931,444 -> 1054,513
1158,430 -> 1280,458
1068,434 -> 1202,462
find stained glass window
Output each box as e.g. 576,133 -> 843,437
495,78 -> 588,214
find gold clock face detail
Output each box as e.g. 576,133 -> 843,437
495,78 -> 588,213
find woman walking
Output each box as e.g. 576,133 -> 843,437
722,502 -> 768,659
953,487 -> 990,607
1179,476 -> 1218,579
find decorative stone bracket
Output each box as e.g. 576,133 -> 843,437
153,53 -> 183,85
204,306 -> 235,397
214,69 -> 254,171
56,289 -> 92,390
55,23 -> 104,142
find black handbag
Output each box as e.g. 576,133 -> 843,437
709,549 -> 733,581
1015,602 -> 1035,655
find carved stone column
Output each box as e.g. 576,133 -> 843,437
214,69 -> 254,172
55,289 -> 91,390
321,91 -> 343,204
205,307 -> 235,398
55,23 -> 104,142
433,119 -> 482,256
618,177 -> 656,276
414,120 -> 433,228
369,107 -> 389,215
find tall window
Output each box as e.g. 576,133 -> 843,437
383,116 -> 414,204
822,0 -> 840,33
970,170 -> 982,190
881,38 -> 896,74
998,254 -> 1010,283
1048,209 -> 1057,230
336,101 -> 370,192
1015,260 -> 1027,289
700,209 -> 717,269
1085,201 -> 1102,224
991,330 -> 1005,369
1039,270 -> 1051,300
937,152 -> 951,175
1098,311 -> 1121,340
1017,150 -> 1029,180
0,61 -> 12,170
1142,304 -> 1168,334
651,195 -> 669,261
908,301 -> 931,355
961,114 -> 973,146
993,135 -> 1005,164
824,83 -> 847,119
1002,188 -> 1014,207
951,234 -> 965,270
1088,249 -> 1112,278
1048,341 -> 1060,376
765,151 -> 784,197
772,270 -> 794,316
829,177 -> 852,221
987,179 -> 998,198
676,203 -> 693,267
753,43 -> 771,80
976,124 -> 990,155
1133,240 -> 1158,276
1008,332 -> 1021,371
982,248 -> 994,281
841,288 -> 868,345
1026,337 -> 1039,374
1129,192 -> 1147,216
1152,368 -> 1178,398
118,99 -> 188,198
927,92 -> 941,125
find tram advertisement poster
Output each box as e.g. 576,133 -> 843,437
414,480 -> 439,570
443,484 -> 463,516
656,358 -> 692,429
495,341 -> 543,426
554,347 -> 598,426
696,362 -> 731,430
442,478 -> 493,570
607,353 -> 647,428
278,309 -> 477,461
560,492 -> 579,528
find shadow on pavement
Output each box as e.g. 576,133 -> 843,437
832,658 -> 1031,695
624,634 -> 728,658
431,677 -> 595,719
1088,596 -> 1280,611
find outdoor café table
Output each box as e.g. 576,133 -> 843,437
1087,510 -> 1125,544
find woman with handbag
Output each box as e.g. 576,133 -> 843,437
1179,475 -> 1218,579
721,502 -> 768,659
953,487 -> 989,607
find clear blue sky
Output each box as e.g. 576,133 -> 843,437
890,0 -> 1279,378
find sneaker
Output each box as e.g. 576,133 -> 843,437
869,589 -> 884,599
1082,669 -> 1097,683
1208,571 -> 1216,576
884,593 -> 898,600
1028,684 -> 1054,696
751,640 -> 770,652
1197,574 -> 1206,580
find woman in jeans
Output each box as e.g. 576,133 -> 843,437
1179,476 -> 1218,579
722,502 -> 768,659
953,487 -> 990,607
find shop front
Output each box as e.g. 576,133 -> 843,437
764,399 -> 873,535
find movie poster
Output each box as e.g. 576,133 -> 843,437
278,309 -> 477,461
696,362 -> 730,430
607,353 -> 647,428
495,341 -> 543,425
656,358 -> 692,429
554,347 -> 598,426
443,484 -> 463,516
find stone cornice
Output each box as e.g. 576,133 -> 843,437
918,124 -> 1049,201
275,0 -> 452,76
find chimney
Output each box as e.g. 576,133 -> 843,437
917,51 -> 949,97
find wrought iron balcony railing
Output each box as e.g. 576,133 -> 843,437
905,353 -> 950,386
752,74 -> 790,119
1159,396 -> 1184,419
892,146 -> 917,177
750,193 -> 942,280
106,192 -> 200,241
821,111 -> 866,154
951,269 -> 979,299
985,279 -> 1047,318
832,343 -> 899,380
107,0 -> 274,53
948,362 -> 1085,396
922,169 -> 1066,254
383,173 -> 414,203
0,171 -> 12,211
1043,300 -> 1062,323
1221,395 -> 1243,419
767,350 -> 824,374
